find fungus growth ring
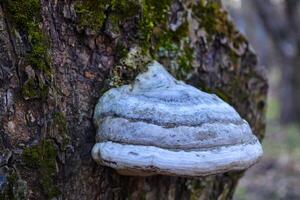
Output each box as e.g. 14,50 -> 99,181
92,61 -> 263,176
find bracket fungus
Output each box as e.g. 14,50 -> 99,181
92,61 -> 263,176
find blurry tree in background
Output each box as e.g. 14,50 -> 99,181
225,1 -> 300,199
227,0 -> 300,124
252,0 -> 300,124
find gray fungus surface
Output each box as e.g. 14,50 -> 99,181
92,61 -> 263,176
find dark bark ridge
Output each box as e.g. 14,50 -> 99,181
0,0 -> 267,199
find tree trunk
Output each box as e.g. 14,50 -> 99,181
0,0 -> 268,200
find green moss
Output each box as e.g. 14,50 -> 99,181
177,45 -> 194,76
74,0 -> 181,68
138,0 -> 171,49
153,22 -> 189,52
187,178 -> 208,200
193,1 -> 222,36
151,21 -> 194,79
74,0 -> 107,31
112,1 -> 141,18
0,171 -> 27,200
115,42 -> 129,60
109,47 -> 151,87
5,0 -> 51,74
22,140 -> 60,199
26,23 -> 50,74
106,13 -> 121,36
228,49 -> 240,67
74,0 -> 194,82
140,192 -> 146,200
52,112 -> 70,150
52,112 -> 68,135
74,0 -> 140,32
74,0 -> 172,50
23,146 -> 40,168
4,172 -> 18,200
4,0 -> 40,28
190,0 -> 248,72
4,0 -> 51,101
192,0 -> 247,46
21,78 -> 49,100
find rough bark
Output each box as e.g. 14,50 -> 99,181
0,0 -> 268,200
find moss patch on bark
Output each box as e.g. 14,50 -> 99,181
4,0 -> 51,100
22,140 -> 60,199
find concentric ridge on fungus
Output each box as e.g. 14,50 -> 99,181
92,61 -> 263,176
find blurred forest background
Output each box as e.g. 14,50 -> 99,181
225,0 -> 300,199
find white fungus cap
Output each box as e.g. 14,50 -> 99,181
92,61 -> 263,176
